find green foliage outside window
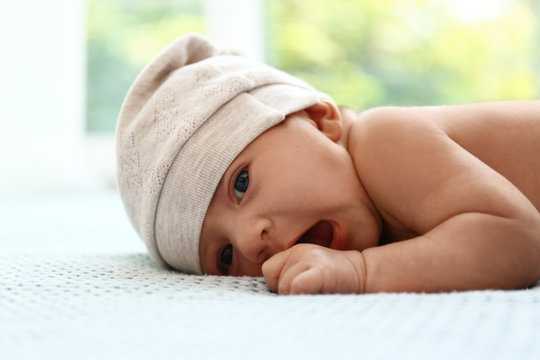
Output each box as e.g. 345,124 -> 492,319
86,0 -> 539,132
86,0 -> 204,132
266,0 -> 539,111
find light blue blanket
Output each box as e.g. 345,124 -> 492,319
1,193 -> 539,359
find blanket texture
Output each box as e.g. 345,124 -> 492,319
1,192 -> 539,359
1,252 -> 539,360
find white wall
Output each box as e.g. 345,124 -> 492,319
0,0 -> 86,195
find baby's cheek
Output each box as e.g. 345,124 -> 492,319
238,261 -> 264,277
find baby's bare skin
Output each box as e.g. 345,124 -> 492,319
201,100 -> 540,294
344,101 -> 540,293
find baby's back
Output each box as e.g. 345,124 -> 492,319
438,101 -> 540,211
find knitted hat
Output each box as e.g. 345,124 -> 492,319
116,33 -> 333,274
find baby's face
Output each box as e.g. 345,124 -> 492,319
199,110 -> 381,276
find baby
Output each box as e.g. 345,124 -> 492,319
116,33 -> 540,294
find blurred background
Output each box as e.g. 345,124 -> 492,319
0,0 -> 539,251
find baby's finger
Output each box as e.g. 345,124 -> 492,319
290,267 -> 324,295
276,262 -> 311,294
262,249 -> 292,293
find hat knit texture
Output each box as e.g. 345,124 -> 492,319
116,33 -> 332,274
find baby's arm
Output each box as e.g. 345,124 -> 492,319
264,102 -> 540,294
353,103 -> 540,293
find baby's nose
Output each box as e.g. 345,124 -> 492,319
236,231 -> 266,264
234,218 -> 273,264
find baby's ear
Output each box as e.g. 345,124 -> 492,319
304,101 -> 343,142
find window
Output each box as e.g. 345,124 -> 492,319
265,0 -> 540,110
86,0 -> 204,132
86,0 -> 540,131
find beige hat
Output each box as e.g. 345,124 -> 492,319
116,33 -> 333,274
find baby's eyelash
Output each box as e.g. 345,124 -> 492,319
219,244 -> 233,274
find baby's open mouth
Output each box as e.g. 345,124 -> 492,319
296,221 -> 334,248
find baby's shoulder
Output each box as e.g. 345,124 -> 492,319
346,107 -> 450,237
347,106 -> 442,159
345,101 -> 540,236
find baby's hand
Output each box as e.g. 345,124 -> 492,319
262,244 -> 366,294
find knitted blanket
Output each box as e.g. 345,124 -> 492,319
1,193 -> 539,359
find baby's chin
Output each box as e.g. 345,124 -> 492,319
345,237 -> 378,253
344,220 -> 382,252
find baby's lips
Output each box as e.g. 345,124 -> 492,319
295,221 -> 334,248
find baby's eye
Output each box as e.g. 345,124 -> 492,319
220,244 -> 233,273
233,169 -> 249,200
